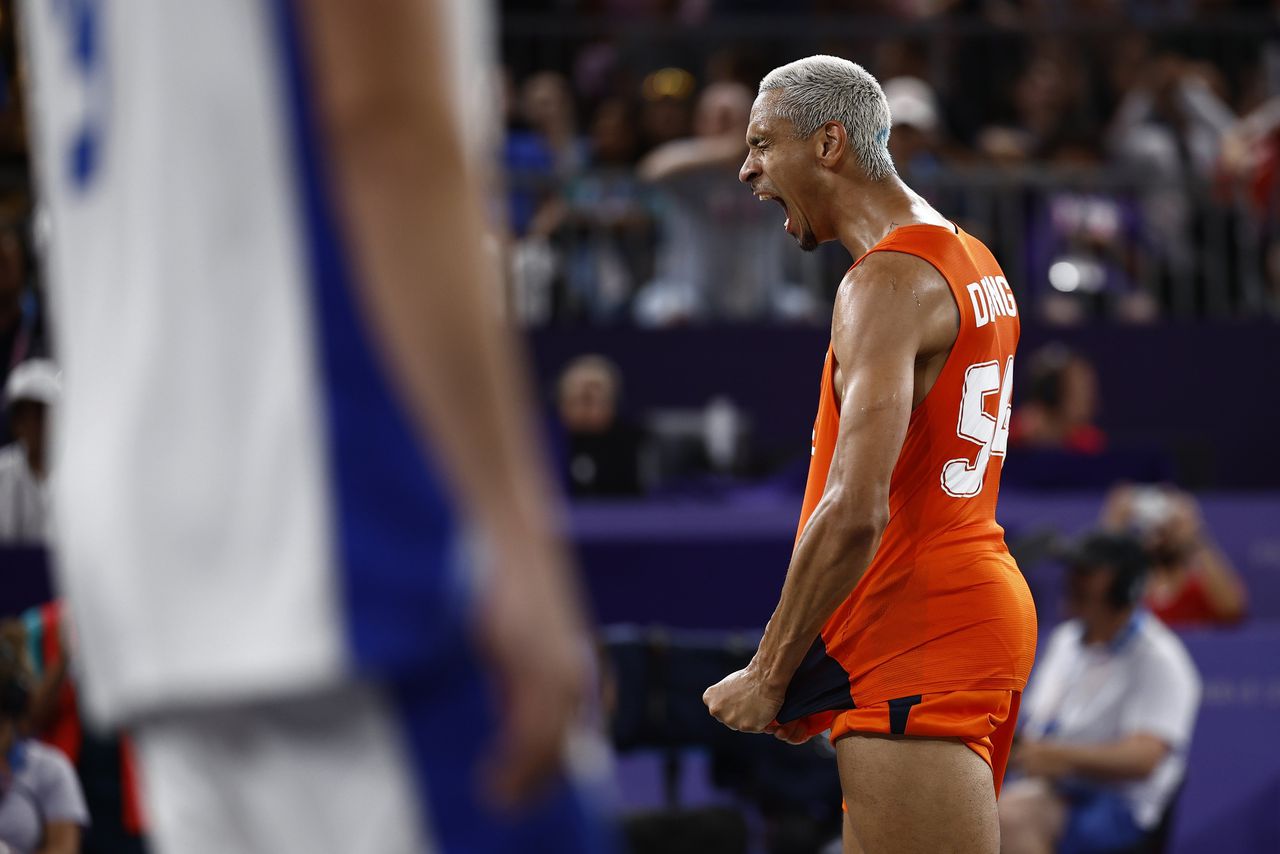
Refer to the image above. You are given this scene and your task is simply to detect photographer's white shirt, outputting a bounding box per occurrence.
[1021,612,1202,829]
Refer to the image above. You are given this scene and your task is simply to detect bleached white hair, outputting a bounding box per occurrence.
[758,55,895,181]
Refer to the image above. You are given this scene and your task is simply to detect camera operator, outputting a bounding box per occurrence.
[999,532,1201,854]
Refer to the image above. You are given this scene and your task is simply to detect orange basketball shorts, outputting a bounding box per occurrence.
[830,689,1022,798]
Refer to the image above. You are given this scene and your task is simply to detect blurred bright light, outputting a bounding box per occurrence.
[1048,260,1082,293]
[642,67,696,101]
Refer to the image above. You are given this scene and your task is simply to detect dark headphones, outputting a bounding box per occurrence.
[0,639,32,721]
[1066,531,1151,610]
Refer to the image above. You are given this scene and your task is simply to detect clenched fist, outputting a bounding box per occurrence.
[703,665,786,734]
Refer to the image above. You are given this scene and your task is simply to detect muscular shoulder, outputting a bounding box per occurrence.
[833,250,958,362]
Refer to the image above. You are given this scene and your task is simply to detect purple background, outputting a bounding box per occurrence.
[529,321,1278,488]
[5,489,1279,850]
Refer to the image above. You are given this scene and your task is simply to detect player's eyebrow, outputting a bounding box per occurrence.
[747,133,768,148]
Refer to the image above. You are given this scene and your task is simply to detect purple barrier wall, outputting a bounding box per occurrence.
[530,321,1280,487]
[572,491,1280,626]
[6,491,1277,623]
[0,547,53,618]
[1173,626,1280,853]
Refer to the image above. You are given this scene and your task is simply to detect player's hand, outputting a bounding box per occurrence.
[1099,484,1137,532]
[1161,491,1204,553]
[702,665,785,734]
[476,537,590,809]
[1010,741,1072,780]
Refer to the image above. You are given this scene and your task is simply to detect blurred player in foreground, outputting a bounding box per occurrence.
[704,56,1037,853]
[21,1,608,852]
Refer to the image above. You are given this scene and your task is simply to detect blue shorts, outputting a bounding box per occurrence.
[1058,783,1144,854]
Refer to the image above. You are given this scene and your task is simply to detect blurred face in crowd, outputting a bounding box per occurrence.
[1014,53,1082,137]
[0,231,24,324]
[590,99,639,165]
[1066,563,1115,621]
[693,83,752,140]
[1058,358,1100,427]
[8,400,47,469]
[888,122,929,172]
[521,72,575,135]
[0,628,29,739]
[739,90,829,252]
[641,96,691,148]
[558,362,618,434]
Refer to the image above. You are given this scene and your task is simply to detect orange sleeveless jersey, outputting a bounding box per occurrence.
[776,224,1037,731]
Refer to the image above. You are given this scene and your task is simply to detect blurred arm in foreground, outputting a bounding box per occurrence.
[300,0,589,806]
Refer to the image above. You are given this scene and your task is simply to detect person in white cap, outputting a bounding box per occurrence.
[883,76,943,179]
[0,359,59,543]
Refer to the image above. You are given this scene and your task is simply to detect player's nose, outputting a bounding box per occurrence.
[739,154,759,186]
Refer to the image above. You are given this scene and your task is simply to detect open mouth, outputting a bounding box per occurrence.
[755,192,791,232]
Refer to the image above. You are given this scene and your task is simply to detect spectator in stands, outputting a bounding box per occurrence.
[638,67,695,152]
[633,81,812,324]
[1000,532,1202,854]
[978,46,1091,165]
[0,622,89,854]
[0,359,58,544]
[883,76,946,181]
[1009,344,1107,454]
[1110,54,1236,184]
[1219,93,1280,313]
[506,70,589,324]
[560,97,658,320]
[505,70,585,238]
[1101,483,1248,628]
[1108,54,1238,294]
[0,227,47,439]
[555,355,645,498]
[20,603,148,854]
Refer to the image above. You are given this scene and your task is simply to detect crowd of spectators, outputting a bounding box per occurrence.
[498,1,1280,325]
[0,4,1276,328]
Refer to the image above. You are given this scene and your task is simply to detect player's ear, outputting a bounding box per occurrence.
[817,121,846,167]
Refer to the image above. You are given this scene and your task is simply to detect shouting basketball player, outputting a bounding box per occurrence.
[703,56,1037,854]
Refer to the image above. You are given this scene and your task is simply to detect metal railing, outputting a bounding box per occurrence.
[504,163,1275,324]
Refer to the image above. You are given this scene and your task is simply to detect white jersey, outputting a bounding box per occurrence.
[21,0,495,726]
[1021,612,1202,829]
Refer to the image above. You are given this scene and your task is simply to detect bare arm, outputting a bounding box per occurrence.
[1164,493,1246,622]
[300,0,567,572]
[35,822,79,854]
[750,262,923,692]
[705,254,953,732]
[299,0,585,804]
[1016,734,1169,782]
[1186,540,1247,622]
[638,136,745,183]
